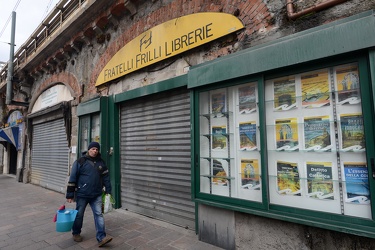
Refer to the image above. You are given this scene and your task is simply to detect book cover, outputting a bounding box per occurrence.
[239,121,257,151]
[238,85,256,114]
[340,113,365,152]
[336,65,361,105]
[343,162,370,204]
[211,92,226,114]
[273,78,297,111]
[277,161,301,196]
[212,159,228,186]
[275,118,299,151]
[212,125,227,150]
[304,116,332,151]
[301,70,330,108]
[306,161,334,200]
[241,159,260,190]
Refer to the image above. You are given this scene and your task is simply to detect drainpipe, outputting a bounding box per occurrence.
[286,0,349,20]
[5,11,29,107]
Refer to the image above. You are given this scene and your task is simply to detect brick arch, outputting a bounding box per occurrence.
[28,72,81,113]
[90,0,272,86]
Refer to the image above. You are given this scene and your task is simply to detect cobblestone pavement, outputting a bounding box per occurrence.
[0,175,222,250]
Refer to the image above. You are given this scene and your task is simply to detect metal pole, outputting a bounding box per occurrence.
[6,11,16,105]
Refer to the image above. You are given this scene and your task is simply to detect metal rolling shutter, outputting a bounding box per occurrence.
[30,118,69,193]
[120,88,195,229]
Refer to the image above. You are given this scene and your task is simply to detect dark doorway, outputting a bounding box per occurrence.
[9,144,17,175]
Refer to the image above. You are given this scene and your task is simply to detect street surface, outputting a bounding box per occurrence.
[0,175,222,250]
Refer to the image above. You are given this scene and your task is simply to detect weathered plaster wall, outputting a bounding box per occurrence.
[235,212,375,250]
[199,205,375,249]
[89,0,276,95]
[86,0,375,97]
[28,0,375,103]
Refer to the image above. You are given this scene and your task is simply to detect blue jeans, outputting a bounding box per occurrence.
[72,195,106,242]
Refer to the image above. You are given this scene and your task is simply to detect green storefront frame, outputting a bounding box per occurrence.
[77,10,375,238]
[189,10,375,238]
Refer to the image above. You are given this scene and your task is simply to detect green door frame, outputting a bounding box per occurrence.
[77,96,121,208]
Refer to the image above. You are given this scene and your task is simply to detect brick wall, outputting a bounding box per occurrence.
[90,0,274,92]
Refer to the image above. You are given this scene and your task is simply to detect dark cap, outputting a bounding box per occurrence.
[88,141,100,151]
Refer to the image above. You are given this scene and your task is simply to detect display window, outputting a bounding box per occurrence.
[199,82,262,202]
[193,57,375,234]
[265,63,369,219]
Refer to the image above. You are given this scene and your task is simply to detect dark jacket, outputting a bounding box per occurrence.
[66,153,112,199]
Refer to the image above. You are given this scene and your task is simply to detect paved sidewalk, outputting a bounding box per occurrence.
[0,175,222,250]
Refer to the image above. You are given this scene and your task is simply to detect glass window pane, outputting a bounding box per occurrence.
[265,63,370,219]
[80,116,90,154]
[91,114,100,143]
[198,82,262,202]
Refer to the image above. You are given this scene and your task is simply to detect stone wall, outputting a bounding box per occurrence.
[235,212,375,250]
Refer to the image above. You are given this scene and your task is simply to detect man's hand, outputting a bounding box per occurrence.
[66,198,74,203]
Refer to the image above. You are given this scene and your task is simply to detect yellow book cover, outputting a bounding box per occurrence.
[335,65,360,105]
[301,70,330,108]
[212,159,228,186]
[277,161,301,196]
[241,159,260,190]
[275,118,299,151]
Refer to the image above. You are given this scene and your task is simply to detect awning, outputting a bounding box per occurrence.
[0,127,19,149]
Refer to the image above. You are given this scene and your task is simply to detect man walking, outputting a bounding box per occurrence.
[66,141,113,247]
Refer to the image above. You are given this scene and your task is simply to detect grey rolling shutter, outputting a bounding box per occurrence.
[30,118,69,193]
[120,88,195,229]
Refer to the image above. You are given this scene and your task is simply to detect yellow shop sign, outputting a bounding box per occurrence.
[96,12,244,86]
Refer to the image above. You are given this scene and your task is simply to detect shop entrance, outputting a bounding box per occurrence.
[9,144,17,175]
[119,87,195,229]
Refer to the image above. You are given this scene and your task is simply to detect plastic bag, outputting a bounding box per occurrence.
[103,194,115,214]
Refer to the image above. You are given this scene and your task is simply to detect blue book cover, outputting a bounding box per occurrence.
[239,121,257,150]
[344,163,370,204]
